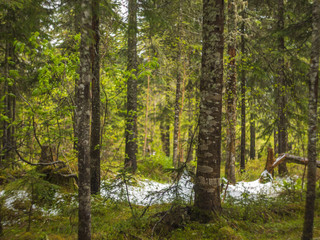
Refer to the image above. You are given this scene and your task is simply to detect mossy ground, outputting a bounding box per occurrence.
[1,156,319,240]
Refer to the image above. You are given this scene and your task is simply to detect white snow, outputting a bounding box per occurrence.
[101,174,194,206]
[0,174,298,217]
[101,174,290,206]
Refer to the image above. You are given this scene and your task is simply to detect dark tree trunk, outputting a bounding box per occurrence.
[173,69,181,167]
[143,73,150,158]
[194,0,224,213]
[277,0,288,175]
[240,19,246,172]
[125,0,138,173]
[173,2,182,167]
[250,112,255,160]
[187,81,194,163]
[90,0,101,195]
[1,41,15,166]
[77,0,92,239]
[1,41,9,167]
[302,0,320,239]
[73,0,81,151]
[225,0,237,184]
[164,82,171,158]
[165,119,170,157]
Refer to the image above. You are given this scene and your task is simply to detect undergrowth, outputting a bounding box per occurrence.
[1,157,319,240]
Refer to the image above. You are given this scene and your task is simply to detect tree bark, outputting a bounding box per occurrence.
[77,0,92,239]
[250,97,256,160]
[143,63,150,158]
[240,19,246,172]
[1,41,15,166]
[73,0,81,151]
[173,1,182,167]
[302,0,320,239]
[187,80,194,163]
[225,0,237,184]
[194,0,224,214]
[90,0,101,195]
[125,0,138,173]
[277,0,288,176]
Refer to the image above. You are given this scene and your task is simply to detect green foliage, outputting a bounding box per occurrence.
[138,152,173,182]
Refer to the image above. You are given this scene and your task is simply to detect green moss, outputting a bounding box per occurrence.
[218,226,242,240]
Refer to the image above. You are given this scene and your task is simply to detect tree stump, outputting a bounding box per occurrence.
[37,146,77,189]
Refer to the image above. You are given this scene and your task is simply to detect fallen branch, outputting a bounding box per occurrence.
[268,153,320,174]
[15,149,66,167]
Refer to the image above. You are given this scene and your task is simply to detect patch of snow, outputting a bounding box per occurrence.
[0,190,29,210]
[101,174,293,206]
[101,174,194,206]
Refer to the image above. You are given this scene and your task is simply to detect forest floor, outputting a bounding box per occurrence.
[1,158,320,240]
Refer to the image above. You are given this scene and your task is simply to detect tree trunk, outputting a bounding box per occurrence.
[125,0,138,173]
[73,0,81,151]
[187,80,194,163]
[1,41,9,167]
[194,0,224,214]
[240,19,246,172]
[90,0,101,195]
[225,0,237,184]
[250,99,256,159]
[77,0,92,239]
[277,0,288,176]
[178,60,187,164]
[2,41,15,166]
[302,1,320,239]
[173,4,182,167]
[143,65,150,158]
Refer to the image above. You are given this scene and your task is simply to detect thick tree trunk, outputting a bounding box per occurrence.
[225,0,237,184]
[277,0,288,176]
[125,0,138,173]
[194,0,224,214]
[77,0,92,239]
[240,20,246,172]
[90,0,101,195]
[302,1,320,239]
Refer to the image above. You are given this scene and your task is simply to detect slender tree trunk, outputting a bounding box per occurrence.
[187,80,194,163]
[240,19,246,172]
[1,41,9,166]
[194,0,224,214]
[250,111,255,159]
[173,18,182,167]
[90,0,101,195]
[77,0,92,238]
[125,0,138,172]
[73,0,81,151]
[225,0,237,184]
[302,1,320,239]
[277,0,288,175]
[2,41,15,165]
[143,65,150,157]
[178,60,187,164]
[163,82,170,157]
